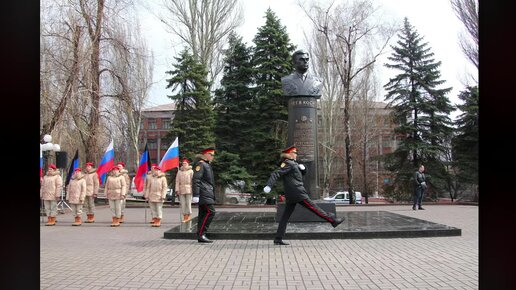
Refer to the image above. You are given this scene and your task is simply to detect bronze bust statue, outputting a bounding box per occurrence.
[281,49,323,97]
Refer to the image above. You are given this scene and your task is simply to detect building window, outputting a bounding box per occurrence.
[162,118,171,129]
[148,119,157,129]
[148,140,157,150]
[161,142,169,150]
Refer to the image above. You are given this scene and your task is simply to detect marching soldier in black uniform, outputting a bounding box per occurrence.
[192,148,216,243]
[264,145,344,245]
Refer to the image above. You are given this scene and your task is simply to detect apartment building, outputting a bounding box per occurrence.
[139,103,175,164]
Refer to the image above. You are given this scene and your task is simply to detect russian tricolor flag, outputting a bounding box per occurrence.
[97,140,114,185]
[134,143,151,192]
[159,137,179,172]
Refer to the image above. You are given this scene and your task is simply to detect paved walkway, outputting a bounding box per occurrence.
[41,204,478,289]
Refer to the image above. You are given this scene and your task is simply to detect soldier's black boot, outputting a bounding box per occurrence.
[198,234,213,243]
[273,239,289,245]
[331,217,344,228]
[412,205,416,210]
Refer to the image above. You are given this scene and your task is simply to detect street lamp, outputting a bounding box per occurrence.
[41,134,70,213]
[41,134,61,171]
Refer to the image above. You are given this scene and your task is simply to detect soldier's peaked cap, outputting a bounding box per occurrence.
[201,148,216,155]
[282,145,297,154]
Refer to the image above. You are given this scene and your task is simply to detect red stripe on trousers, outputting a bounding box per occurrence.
[302,200,334,223]
[199,205,211,236]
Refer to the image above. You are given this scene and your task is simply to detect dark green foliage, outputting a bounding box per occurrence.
[213,33,255,193]
[247,9,295,196]
[383,18,454,198]
[165,49,215,160]
[452,86,478,186]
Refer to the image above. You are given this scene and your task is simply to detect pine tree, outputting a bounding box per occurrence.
[165,49,215,160]
[383,18,454,198]
[248,9,295,199]
[213,33,255,196]
[452,86,478,197]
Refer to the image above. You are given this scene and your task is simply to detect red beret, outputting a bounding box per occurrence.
[151,163,158,168]
[201,148,216,155]
[85,162,94,167]
[74,168,82,172]
[154,166,161,171]
[48,164,57,170]
[182,158,190,164]
[111,166,120,171]
[282,145,297,154]
[117,162,125,167]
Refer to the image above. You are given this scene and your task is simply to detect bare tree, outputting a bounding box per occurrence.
[41,0,152,169]
[301,0,394,203]
[350,64,382,204]
[450,0,478,73]
[40,2,85,142]
[304,26,345,198]
[157,0,243,86]
[104,18,154,172]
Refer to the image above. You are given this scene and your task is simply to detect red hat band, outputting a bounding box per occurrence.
[282,146,297,154]
[202,148,215,155]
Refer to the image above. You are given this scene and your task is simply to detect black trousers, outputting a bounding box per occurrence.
[275,198,336,240]
[197,204,216,237]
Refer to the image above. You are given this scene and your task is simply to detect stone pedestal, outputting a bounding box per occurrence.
[275,202,336,222]
[288,97,319,199]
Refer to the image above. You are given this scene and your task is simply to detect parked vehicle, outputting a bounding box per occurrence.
[323,191,362,204]
[130,177,145,199]
[225,193,252,204]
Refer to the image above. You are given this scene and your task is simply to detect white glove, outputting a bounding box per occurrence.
[298,164,305,170]
[263,186,271,193]
[192,196,199,203]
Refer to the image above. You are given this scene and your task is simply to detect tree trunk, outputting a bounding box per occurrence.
[82,0,105,163]
[344,97,355,204]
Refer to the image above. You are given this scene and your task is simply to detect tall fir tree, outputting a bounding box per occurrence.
[213,33,255,197]
[383,18,454,199]
[452,86,478,197]
[165,49,215,161]
[249,8,295,198]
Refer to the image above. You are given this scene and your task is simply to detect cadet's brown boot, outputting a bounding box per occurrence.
[152,218,161,227]
[182,214,191,223]
[45,216,53,226]
[85,214,94,223]
[110,217,119,227]
[119,215,125,223]
[150,217,156,224]
[72,216,82,226]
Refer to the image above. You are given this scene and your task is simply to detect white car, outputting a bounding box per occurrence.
[324,191,362,204]
[130,177,145,199]
[225,193,252,204]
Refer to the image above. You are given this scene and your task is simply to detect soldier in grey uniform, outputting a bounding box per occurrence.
[264,146,344,245]
[192,148,216,243]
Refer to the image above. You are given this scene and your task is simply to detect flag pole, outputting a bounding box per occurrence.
[145,198,149,224]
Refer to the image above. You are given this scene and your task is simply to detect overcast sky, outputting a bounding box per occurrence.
[138,0,477,119]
